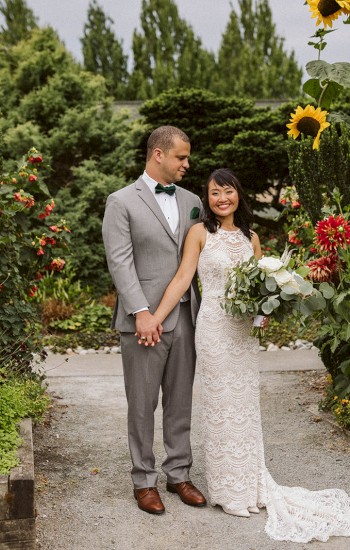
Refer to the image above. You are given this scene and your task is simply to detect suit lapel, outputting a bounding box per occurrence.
[135,177,178,244]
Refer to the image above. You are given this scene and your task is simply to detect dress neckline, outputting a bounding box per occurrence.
[217,227,241,234]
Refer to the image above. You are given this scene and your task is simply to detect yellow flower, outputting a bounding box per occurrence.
[334,395,338,400]
[287,105,330,149]
[307,0,350,28]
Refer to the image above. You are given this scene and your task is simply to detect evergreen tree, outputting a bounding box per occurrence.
[128,0,216,99]
[216,0,302,99]
[0,0,37,45]
[81,0,128,98]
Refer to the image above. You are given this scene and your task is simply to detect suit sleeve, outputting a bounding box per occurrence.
[102,193,149,316]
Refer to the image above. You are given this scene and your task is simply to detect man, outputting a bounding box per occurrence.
[102,126,206,515]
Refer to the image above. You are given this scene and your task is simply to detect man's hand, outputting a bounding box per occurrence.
[135,310,163,346]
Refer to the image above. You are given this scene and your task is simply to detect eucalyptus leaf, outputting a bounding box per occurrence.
[261,301,274,315]
[299,301,314,316]
[280,284,298,295]
[265,276,277,292]
[280,291,295,301]
[319,282,335,299]
[304,293,326,311]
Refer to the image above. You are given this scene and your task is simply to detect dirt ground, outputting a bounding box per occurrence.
[33,361,350,550]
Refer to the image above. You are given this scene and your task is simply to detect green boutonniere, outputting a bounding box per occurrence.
[190,207,200,220]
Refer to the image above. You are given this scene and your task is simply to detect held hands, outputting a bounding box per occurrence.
[135,310,163,347]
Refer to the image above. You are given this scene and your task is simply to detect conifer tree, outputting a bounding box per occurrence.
[0,0,37,45]
[81,0,128,98]
[216,0,302,98]
[128,0,216,99]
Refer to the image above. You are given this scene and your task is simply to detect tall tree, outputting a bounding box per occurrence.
[128,0,216,99]
[81,0,128,98]
[0,0,37,45]
[216,0,302,99]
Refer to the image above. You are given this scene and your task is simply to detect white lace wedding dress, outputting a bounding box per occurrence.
[195,228,350,543]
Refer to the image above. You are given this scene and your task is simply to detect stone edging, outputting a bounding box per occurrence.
[307,404,350,440]
[0,418,36,549]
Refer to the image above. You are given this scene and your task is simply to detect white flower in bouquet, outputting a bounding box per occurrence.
[257,256,284,273]
[270,268,293,287]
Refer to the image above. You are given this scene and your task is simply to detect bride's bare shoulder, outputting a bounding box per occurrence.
[187,222,207,248]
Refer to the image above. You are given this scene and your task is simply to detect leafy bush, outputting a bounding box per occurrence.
[0,146,71,373]
[49,302,112,333]
[0,373,50,474]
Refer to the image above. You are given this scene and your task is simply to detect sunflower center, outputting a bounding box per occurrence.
[296,116,321,137]
[318,0,342,16]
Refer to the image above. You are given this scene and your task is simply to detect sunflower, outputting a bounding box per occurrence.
[307,0,350,28]
[286,105,330,149]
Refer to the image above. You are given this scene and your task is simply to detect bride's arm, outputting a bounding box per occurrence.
[251,231,262,259]
[153,223,205,325]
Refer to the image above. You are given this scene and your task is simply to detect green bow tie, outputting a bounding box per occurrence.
[155,183,176,196]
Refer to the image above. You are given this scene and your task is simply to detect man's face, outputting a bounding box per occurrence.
[157,137,190,184]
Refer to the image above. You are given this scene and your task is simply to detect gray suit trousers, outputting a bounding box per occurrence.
[120,302,196,489]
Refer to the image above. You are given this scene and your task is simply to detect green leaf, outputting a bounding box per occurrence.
[303,78,322,102]
[340,358,350,377]
[295,266,310,278]
[265,276,277,292]
[279,284,298,295]
[328,111,350,127]
[304,293,326,311]
[319,282,335,299]
[280,291,294,301]
[306,60,350,88]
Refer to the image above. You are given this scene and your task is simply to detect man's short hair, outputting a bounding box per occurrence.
[146,126,190,160]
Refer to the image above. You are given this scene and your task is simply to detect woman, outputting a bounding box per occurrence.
[146,168,350,542]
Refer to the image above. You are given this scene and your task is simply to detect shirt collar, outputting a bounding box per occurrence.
[143,171,175,193]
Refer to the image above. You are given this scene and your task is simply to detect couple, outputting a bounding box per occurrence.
[102,126,350,543]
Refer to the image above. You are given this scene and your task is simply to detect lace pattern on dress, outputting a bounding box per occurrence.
[195,228,350,543]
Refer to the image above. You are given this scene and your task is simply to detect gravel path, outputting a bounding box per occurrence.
[33,352,350,550]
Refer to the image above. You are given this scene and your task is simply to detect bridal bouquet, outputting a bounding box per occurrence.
[222,246,325,336]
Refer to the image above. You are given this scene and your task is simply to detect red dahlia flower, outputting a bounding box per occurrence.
[307,255,338,282]
[315,215,350,252]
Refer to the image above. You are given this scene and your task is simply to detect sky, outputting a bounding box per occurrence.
[5,1,350,78]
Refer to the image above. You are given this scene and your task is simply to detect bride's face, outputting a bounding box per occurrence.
[208,180,239,220]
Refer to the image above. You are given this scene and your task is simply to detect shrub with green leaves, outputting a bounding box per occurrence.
[0,146,71,373]
[0,373,50,474]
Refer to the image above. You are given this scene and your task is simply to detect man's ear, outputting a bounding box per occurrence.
[153,147,163,164]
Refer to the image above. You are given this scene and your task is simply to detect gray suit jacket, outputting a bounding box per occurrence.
[102,176,203,332]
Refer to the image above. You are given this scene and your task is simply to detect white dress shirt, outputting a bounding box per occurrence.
[142,171,179,234]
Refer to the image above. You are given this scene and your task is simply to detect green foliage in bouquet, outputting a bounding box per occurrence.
[222,246,329,335]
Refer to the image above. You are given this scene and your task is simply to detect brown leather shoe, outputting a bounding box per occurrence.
[133,487,165,515]
[166,481,207,507]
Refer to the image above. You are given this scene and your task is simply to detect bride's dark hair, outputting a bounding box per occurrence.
[202,168,253,240]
